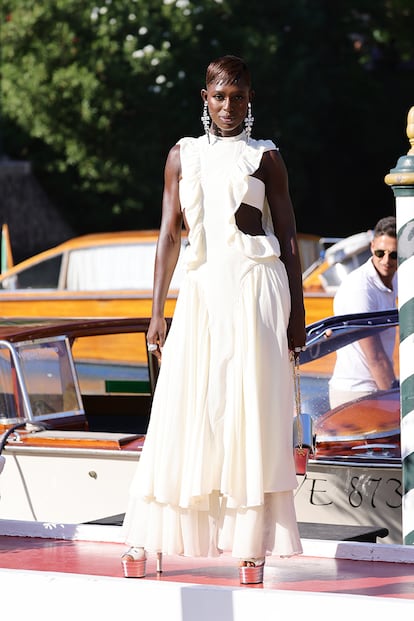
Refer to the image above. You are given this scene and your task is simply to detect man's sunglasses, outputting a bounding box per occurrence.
[373,249,398,260]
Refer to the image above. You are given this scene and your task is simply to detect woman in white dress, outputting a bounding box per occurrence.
[122,55,306,584]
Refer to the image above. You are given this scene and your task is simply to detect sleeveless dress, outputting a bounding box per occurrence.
[122,131,302,559]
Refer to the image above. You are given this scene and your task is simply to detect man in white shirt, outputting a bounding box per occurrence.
[329,216,398,408]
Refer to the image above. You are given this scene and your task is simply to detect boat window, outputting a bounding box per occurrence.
[0,256,62,290]
[300,319,399,421]
[299,354,334,421]
[66,243,185,291]
[71,331,153,434]
[320,248,371,290]
[14,338,83,421]
[72,332,151,395]
[300,319,400,466]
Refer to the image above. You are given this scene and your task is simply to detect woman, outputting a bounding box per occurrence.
[122,55,306,585]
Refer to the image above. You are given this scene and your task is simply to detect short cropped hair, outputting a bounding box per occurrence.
[373,216,396,238]
[206,55,251,88]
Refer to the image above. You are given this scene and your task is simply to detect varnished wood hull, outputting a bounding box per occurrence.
[0,293,175,365]
[303,293,334,326]
[0,291,334,368]
[0,291,332,322]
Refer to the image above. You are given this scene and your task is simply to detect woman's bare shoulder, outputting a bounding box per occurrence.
[256,148,287,186]
[165,143,181,170]
[262,147,285,167]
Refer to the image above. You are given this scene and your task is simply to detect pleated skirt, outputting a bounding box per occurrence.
[123,238,302,559]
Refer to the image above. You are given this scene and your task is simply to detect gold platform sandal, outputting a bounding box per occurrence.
[239,558,265,585]
[121,548,163,578]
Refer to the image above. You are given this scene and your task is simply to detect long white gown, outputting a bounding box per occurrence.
[122,131,302,559]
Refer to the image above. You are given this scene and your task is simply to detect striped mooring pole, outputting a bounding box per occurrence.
[385,106,414,545]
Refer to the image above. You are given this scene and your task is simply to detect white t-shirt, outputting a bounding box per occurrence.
[329,257,397,393]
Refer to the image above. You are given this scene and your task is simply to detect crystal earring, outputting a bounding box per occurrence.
[201,101,210,142]
[244,102,254,143]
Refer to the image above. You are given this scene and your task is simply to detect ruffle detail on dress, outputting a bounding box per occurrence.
[178,135,280,267]
[178,137,206,270]
[225,136,281,259]
[231,137,277,210]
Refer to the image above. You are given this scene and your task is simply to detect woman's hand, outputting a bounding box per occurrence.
[287,314,307,359]
[147,317,167,362]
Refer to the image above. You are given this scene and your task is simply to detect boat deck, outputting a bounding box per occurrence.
[2,533,414,595]
[1,523,414,619]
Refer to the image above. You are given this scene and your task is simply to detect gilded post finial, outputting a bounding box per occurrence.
[384,105,414,189]
[407,106,414,155]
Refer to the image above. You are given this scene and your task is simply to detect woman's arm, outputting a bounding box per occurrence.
[147,144,183,354]
[259,149,306,350]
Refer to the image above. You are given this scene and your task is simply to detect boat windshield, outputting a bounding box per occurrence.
[0,337,84,424]
[319,248,371,290]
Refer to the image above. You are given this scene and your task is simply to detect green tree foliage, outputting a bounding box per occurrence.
[2,0,221,229]
[2,0,414,235]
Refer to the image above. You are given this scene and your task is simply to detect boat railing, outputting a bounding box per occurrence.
[0,339,34,424]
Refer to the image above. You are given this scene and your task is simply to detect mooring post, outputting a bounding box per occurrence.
[385,106,414,545]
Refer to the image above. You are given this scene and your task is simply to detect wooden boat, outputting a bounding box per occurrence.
[0,226,372,330]
[0,317,157,523]
[0,228,182,320]
[0,310,402,542]
[294,309,401,543]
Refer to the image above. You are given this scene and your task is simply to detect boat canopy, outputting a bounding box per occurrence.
[66,243,186,291]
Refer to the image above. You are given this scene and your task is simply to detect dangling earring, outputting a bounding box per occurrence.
[201,101,210,143]
[244,102,254,143]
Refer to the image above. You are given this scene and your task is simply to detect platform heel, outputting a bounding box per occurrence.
[121,547,146,578]
[239,559,265,585]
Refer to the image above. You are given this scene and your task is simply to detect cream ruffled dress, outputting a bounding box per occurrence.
[123,131,302,559]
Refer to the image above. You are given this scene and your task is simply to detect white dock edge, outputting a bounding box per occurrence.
[1,568,414,621]
[2,518,414,564]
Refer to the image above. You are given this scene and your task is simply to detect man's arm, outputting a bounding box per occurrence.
[358,335,396,390]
